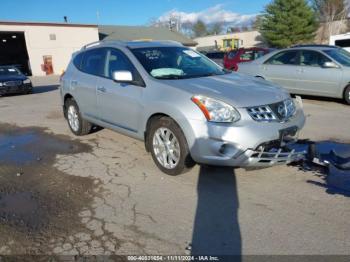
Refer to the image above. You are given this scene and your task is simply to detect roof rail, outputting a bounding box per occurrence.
[126,40,183,47]
[81,41,102,50]
[81,40,128,50]
[291,44,338,48]
[81,39,183,50]
[156,40,183,46]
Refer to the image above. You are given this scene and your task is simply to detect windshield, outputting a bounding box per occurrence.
[131,47,229,79]
[0,67,21,76]
[323,48,350,67]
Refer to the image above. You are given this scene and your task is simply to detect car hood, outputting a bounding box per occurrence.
[160,72,290,107]
[0,75,27,82]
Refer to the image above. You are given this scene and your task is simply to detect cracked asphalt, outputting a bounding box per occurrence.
[0,76,349,256]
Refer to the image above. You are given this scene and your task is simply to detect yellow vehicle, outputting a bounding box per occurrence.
[222,38,240,51]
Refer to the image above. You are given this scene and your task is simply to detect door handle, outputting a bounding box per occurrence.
[297,68,305,73]
[97,86,106,93]
[71,80,78,86]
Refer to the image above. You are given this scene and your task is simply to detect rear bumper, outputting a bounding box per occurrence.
[0,84,32,95]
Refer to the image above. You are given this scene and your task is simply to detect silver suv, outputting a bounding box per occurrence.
[60,40,306,175]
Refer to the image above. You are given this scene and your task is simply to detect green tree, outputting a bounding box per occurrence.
[192,20,208,37]
[260,0,318,48]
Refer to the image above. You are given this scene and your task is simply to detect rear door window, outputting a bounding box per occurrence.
[265,51,299,65]
[81,48,106,77]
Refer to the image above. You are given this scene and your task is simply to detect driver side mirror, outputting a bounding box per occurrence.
[112,70,133,83]
[323,61,339,68]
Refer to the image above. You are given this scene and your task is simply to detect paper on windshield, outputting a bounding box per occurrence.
[150,68,184,77]
[183,50,201,58]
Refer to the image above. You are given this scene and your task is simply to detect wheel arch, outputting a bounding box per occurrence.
[144,113,172,152]
[63,93,74,118]
[255,75,265,79]
[343,84,350,103]
[143,112,192,153]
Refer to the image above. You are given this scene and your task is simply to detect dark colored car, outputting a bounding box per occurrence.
[224,48,270,71]
[201,51,226,66]
[0,66,32,96]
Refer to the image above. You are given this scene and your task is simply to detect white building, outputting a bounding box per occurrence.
[194,31,263,52]
[0,21,99,76]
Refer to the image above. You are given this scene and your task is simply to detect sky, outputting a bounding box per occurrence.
[0,0,270,27]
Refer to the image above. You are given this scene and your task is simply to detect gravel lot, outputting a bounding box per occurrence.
[0,76,349,256]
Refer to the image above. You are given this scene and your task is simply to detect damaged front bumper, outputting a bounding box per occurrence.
[187,97,306,167]
[241,146,306,167]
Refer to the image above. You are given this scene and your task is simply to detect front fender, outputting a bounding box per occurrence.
[141,101,203,149]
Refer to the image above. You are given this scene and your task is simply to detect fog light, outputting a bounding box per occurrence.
[219,144,228,154]
[218,143,239,157]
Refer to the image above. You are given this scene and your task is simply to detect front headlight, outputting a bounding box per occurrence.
[283,98,296,119]
[191,95,241,123]
[0,82,3,87]
[23,79,31,84]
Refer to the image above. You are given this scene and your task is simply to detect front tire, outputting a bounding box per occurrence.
[344,86,350,105]
[26,87,33,94]
[65,98,92,136]
[147,117,194,175]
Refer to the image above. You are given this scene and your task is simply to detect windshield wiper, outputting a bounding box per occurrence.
[154,74,185,79]
[197,72,220,77]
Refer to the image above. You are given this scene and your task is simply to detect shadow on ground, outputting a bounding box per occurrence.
[291,94,347,105]
[0,85,59,97]
[191,166,241,258]
[32,84,59,94]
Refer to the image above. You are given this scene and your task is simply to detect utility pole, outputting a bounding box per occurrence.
[96,11,100,25]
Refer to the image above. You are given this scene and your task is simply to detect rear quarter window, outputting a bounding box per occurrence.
[73,53,83,70]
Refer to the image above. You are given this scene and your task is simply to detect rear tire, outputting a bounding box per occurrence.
[65,98,92,136]
[344,86,350,105]
[147,116,195,175]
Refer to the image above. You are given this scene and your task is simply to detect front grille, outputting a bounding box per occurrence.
[4,80,22,87]
[247,99,296,122]
[247,106,277,121]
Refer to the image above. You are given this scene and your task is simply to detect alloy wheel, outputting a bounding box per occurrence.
[152,127,181,169]
[67,105,79,132]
